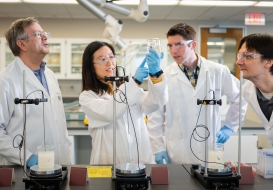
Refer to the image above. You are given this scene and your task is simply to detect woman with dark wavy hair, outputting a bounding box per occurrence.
[79,41,168,165]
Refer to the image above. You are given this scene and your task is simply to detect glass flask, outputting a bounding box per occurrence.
[208,143,224,169]
[147,38,161,56]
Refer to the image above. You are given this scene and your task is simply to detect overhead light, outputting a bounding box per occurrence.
[255,1,273,7]
[23,0,78,4]
[0,0,22,2]
[113,0,179,6]
[180,0,257,6]
[207,42,224,46]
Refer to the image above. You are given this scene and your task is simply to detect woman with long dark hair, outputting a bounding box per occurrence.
[79,41,168,165]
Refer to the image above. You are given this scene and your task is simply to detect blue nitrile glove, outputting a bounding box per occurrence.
[146,49,164,75]
[26,154,38,168]
[133,58,148,83]
[216,125,233,143]
[155,151,170,164]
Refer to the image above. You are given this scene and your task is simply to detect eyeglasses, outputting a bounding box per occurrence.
[22,31,50,40]
[237,52,263,61]
[167,40,193,50]
[94,55,118,66]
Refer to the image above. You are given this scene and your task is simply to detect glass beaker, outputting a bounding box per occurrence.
[147,38,161,56]
[208,143,224,169]
[37,145,55,169]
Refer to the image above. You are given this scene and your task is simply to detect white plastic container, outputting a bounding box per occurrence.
[256,148,273,179]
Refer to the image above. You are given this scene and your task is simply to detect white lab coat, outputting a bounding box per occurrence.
[79,75,168,165]
[0,57,72,165]
[147,55,247,164]
[243,80,273,147]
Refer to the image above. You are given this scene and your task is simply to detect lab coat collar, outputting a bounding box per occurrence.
[244,81,271,127]
[15,56,50,98]
[170,62,192,87]
[169,54,207,92]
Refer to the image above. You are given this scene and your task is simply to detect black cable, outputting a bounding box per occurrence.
[19,148,49,189]
[12,89,49,188]
[26,90,46,148]
[114,85,142,174]
[112,66,142,175]
[190,92,232,170]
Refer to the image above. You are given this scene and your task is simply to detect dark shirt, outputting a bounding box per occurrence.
[256,88,273,121]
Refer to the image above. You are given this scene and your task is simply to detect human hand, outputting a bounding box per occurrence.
[27,154,38,168]
[155,151,170,164]
[216,125,233,143]
[146,49,164,75]
[133,58,148,83]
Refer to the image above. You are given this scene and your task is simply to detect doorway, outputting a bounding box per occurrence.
[200,28,243,79]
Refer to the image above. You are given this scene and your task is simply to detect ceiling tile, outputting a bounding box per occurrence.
[64,4,97,19]
[196,6,248,20]
[0,3,39,18]
[167,6,213,20]
[147,5,178,20]
[26,4,70,18]
[228,7,273,21]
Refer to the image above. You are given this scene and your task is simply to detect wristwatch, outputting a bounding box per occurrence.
[132,77,142,85]
[149,70,163,78]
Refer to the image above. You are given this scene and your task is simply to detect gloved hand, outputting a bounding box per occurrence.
[216,125,233,143]
[155,151,170,164]
[27,154,38,168]
[146,49,164,75]
[133,58,148,83]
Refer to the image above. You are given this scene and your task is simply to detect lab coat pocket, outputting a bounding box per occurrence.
[166,139,186,164]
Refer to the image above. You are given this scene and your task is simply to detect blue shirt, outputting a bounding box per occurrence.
[33,62,50,95]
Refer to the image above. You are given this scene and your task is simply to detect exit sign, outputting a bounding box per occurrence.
[245,13,265,25]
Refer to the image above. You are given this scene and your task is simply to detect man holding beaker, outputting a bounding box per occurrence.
[147,23,247,164]
[236,33,273,148]
[0,17,72,167]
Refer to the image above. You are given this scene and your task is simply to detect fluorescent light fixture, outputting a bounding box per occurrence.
[0,0,22,2]
[23,0,78,4]
[180,0,257,6]
[113,0,179,6]
[255,1,273,7]
[207,42,215,45]
[207,42,224,46]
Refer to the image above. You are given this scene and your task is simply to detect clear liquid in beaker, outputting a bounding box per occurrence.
[147,38,161,56]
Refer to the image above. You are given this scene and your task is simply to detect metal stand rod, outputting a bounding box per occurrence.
[204,71,209,177]
[113,69,117,178]
[23,70,27,178]
[238,71,243,176]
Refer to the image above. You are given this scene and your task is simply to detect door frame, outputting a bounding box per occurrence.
[197,26,247,79]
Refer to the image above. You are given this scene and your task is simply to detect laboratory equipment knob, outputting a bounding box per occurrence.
[14,98,20,104]
[217,99,222,105]
[33,99,39,105]
[197,99,203,105]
